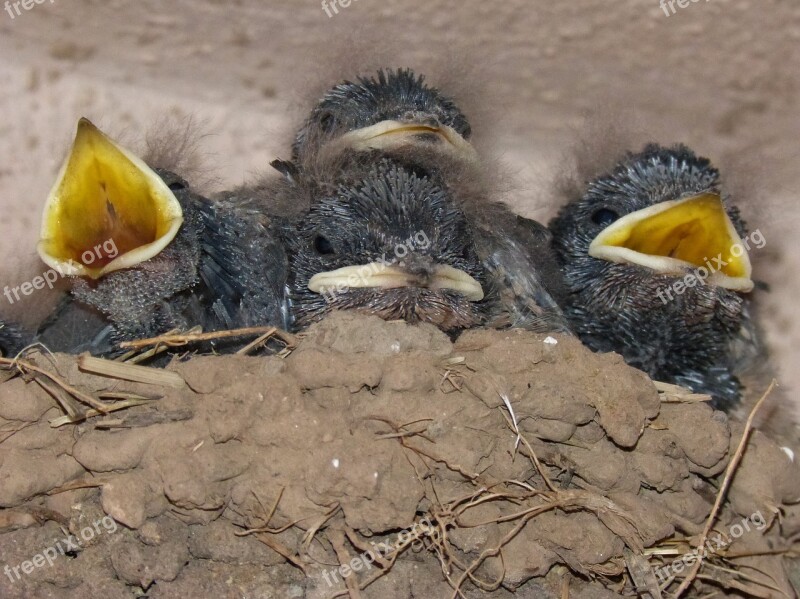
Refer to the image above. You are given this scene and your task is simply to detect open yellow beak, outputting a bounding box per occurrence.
[588,193,753,292]
[334,120,478,163]
[37,118,183,279]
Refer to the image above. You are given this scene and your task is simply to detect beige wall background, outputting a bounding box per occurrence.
[0,0,797,413]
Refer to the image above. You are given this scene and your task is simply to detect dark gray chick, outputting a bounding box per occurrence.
[28,118,289,355]
[283,156,568,334]
[292,68,477,167]
[549,144,763,410]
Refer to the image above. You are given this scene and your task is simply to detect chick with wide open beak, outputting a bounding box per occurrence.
[588,193,753,292]
[37,118,183,279]
[334,120,478,163]
[308,262,484,301]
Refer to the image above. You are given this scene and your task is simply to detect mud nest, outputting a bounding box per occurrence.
[1,312,799,599]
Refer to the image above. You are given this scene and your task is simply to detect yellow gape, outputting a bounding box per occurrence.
[37,118,183,279]
[589,193,753,291]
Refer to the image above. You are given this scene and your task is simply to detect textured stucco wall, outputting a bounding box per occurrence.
[0,0,797,410]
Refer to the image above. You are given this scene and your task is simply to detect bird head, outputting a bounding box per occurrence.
[37,118,185,280]
[287,160,489,332]
[292,68,476,164]
[550,144,755,297]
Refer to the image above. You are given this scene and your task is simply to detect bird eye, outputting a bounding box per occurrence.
[591,208,620,227]
[167,180,186,191]
[318,111,338,133]
[313,235,335,255]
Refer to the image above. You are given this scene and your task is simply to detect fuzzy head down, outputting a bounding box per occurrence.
[287,159,490,332]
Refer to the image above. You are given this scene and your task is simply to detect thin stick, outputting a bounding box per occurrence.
[329,529,363,599]
[49,398,154,427]
[672,380,777,598]
[499,410,556,492]
[118,326,295,349]
[236,330,280,355]
[0,356,109,413]
[118,327,192,363]
[34,377,80,417]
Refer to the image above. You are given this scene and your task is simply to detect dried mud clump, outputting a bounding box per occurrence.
[0,311,798,598]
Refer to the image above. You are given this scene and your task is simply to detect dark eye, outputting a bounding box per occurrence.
[318,111,337,133]
[591,208,619,227]
[313,235,335,255]
[168,180,186,191]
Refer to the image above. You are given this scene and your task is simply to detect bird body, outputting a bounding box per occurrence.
[19,121,290,355]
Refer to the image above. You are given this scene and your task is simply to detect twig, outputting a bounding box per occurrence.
[118,326,296,350]
[449,505,544,598]
[236,329,282,355]
[498,390,521,451]
[49,398,154,427]
[672,380,777,598]
[236,489,296,535]
[329,529,363,599]
[301,504,341,552]
[498,410,556,492]
[0,356,110,413]
[117,327,192,363]
[255,532,310,575]
[47,477,110,494]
